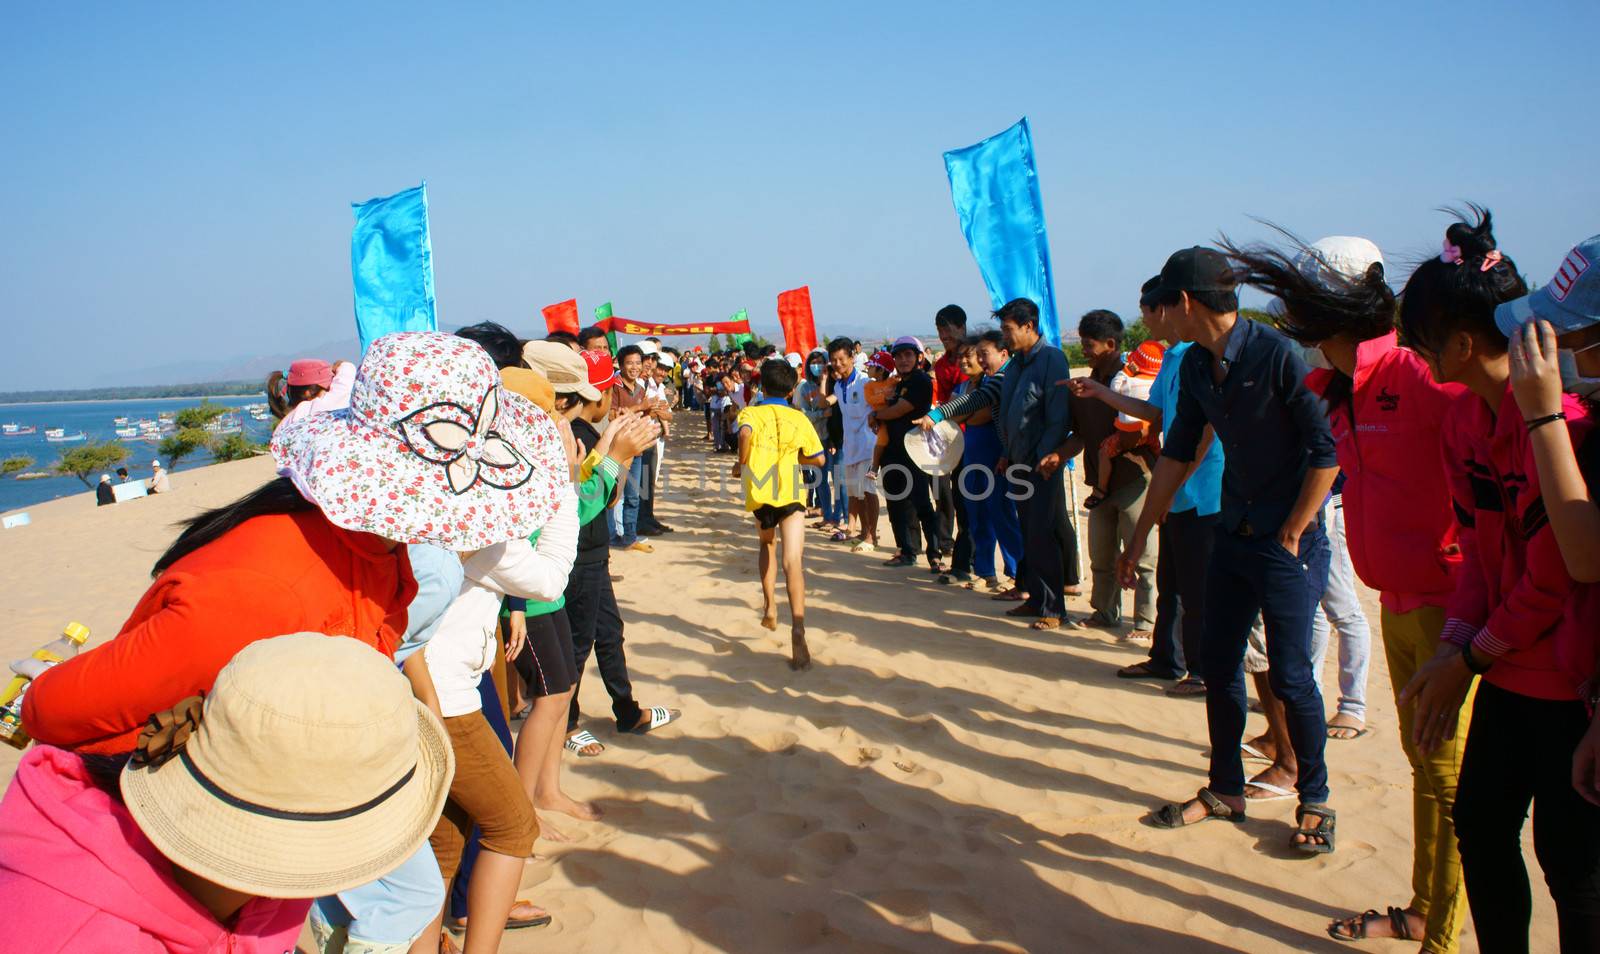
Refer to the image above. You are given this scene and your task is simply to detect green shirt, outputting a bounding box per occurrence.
[505,455,621,617]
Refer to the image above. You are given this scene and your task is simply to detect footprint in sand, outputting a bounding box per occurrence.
[856,746,882,764]
[750,730,799,754]
[752,811,817,838]
[800,830,859,865]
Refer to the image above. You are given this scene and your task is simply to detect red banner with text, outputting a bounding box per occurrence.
[598,316,752,337]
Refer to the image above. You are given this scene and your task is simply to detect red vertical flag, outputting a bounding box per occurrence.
[542,299,580,336]
[777,285,817,356]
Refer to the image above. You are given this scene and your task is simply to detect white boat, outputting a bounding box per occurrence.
[45,429,86,443]
[113,416,129,426]
[115,426,141,439]
[1,423,37,437]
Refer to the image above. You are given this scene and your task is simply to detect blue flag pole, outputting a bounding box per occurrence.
[942,118,1061,346]
[351,182,437,356]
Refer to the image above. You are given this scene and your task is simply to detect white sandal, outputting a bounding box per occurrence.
[564,730,604,757]
[627,706,681,735]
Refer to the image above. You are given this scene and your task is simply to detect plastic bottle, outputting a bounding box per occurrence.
[0,622,89,749]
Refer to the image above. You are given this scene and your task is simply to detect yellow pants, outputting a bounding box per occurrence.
[1382,605,1475,954]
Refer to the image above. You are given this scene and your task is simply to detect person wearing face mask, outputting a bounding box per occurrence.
[1398,209,1599,954]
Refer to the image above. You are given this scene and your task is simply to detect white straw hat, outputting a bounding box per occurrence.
[120,633,453,898]
[904,420,965,477]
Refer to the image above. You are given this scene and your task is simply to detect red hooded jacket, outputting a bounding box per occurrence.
[23,510,416,754]
[1305,333,1464,612]
[1439,383,1597,701]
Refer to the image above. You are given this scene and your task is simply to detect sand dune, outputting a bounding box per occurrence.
[0,442,1555,952]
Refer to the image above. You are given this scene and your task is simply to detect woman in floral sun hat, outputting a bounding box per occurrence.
[23,331,571,755]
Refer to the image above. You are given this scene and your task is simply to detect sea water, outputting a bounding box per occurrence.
[0,397,276,514]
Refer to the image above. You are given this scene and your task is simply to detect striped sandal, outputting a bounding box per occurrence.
[564,729,604,757]
[627,706,682,735]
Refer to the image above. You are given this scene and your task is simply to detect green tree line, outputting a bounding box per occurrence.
[0,380,262,405]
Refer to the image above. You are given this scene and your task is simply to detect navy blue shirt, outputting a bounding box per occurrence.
[1163,318,1337,537]
[998,337,1072,468]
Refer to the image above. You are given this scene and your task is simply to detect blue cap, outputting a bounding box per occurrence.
[1495,234,1600,338]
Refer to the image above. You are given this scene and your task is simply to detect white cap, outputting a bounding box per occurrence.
[1297,236,1384,286]
[658,352,676,368]
[100,474,111,482]
[785,352,803,368]
[152,459,163,468]
[637,340,660,356]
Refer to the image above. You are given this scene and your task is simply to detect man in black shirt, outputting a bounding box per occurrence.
[874,337,943,570]
[1131,247,1339,851]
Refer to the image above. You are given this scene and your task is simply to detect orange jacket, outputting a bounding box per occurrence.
[22,511,416,755]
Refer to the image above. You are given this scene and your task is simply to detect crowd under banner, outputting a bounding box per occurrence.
[943,118,1062,346]
[350,182,437,356]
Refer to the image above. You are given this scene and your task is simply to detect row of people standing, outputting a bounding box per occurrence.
[0,324,683,953]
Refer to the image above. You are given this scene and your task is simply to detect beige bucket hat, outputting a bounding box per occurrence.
[119,633,453,898]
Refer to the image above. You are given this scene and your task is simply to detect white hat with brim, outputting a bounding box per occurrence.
[904,420,965,477]
[271,332,570,551]
[522,340,601,402]
[120,634,453,898]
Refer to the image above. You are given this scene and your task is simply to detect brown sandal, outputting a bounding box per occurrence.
[1030,617,1061,630]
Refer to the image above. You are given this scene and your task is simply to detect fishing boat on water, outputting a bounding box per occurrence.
[113,416,130,426]
[2,423,38,437]
[115,426,141,439]
[44,428,87,443]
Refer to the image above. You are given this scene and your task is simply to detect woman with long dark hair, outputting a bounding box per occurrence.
[1225,227,1469,949]
[1395,209,1599,953]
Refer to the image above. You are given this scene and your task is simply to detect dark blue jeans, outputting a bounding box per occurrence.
[1013,467,1069,619]
[1201,522,1332,804]
[611,454,644,545]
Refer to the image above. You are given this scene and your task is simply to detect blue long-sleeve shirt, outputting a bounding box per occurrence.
[1163,318,1337,537]
[997,337,1072,468]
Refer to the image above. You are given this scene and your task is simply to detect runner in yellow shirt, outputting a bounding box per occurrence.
[732,359,826,669]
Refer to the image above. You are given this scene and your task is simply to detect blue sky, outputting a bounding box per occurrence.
[4,1,1598,389]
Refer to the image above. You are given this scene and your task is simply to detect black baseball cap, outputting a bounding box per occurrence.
[1152,246,1236,299]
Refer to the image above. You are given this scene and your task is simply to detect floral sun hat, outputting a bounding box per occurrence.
[271,332,569,550]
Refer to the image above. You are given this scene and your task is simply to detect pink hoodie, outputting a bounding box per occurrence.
[0,746,308,954]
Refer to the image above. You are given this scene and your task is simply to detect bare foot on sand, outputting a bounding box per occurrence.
[537,817,572,843]
[538,791,605,822]
[789,626,812,671]
[1243,762,1297,800]
[760,604,778,631]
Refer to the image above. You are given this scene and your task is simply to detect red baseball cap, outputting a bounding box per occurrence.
[582,349,618,390]
[287,359,334,388]
[868,351,895,373]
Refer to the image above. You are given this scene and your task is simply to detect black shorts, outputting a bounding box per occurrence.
[511,608,578,697]
[753,502,806,530]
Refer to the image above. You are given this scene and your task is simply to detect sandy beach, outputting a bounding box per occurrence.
[0,441,1556,953]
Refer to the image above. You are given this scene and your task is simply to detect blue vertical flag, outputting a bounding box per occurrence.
[943,118,1061,346]
[351,183,436,356]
